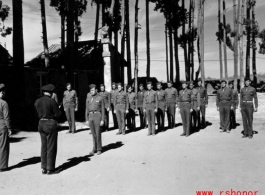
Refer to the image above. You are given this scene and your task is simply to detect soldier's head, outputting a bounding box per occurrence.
[117,83,123,92]
[167,81,173,88]
[100,84,105,92]
[139,83,144,91]
[147,81,153,90]
[228,82,233,89]
[89,84,97,95]
[189,81,194,89]
[221,80,227,88]
[244,78,251,87]
[182,81,188,89]
[157,82,162,90]
[66,83,72,91]
[0,84,6,99]
[197,79,202,87]
[127,85,133,93]
[112,82,117,90]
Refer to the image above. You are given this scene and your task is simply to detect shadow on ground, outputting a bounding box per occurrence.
[56,155,91,173]
[8,157,41,171]
[102,141,124,154]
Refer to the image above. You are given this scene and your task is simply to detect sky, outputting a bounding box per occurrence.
[1,0,265,82]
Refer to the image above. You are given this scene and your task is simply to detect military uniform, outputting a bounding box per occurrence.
[110,88,118,128]
[114,90,129,134]
[156,89,167,131]
[143,89,158,135]
[216,87,233,132]
[63,89,78,133]
[190,88,201,129]
[178,88,192,136]
[198,86,208,128]
[137,89,146,128]
[99,90,111,131]
[34,84,61,173]
[240,85,258,137]
[85,92,105,153]
[165,87,178,128]
[0,84,11,171]
[230,89,239,129]
[127,91,136,131]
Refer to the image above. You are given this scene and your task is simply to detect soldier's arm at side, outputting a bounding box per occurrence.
[155,92,158,111]
[197,90,201,108]
[240,89,243,107]
[143,92,146,110]
[216,91,220,108]
[3,102,11,130]
[253,88,258,110]
[107,92,111,110]
[75,91,78,111]
[52,100,61,118]
[85,95,89,122]
[101,98,105,121]
[235,91,239,108]
[126,93,129,111]
[205,88,209,105]
[175,89,179,108]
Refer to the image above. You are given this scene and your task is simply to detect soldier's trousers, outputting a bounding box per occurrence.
[219,101,231,131]
[191,101,200,129]
[102,108,109,131]
[167,101,176,128]
[199,99,207,128]
[126,108,135,131]
[138,105,146,128]
[230,108,236,129]
[64,103,76,132]
[0,121,9,170]
[110,103,118,128]
[241,102,254,136]
[89,112,102,151]
[38,120,58,171]
[179,102,191,136]
[156,107,165,131]
[146,105,156,135]
[115,104,126,133]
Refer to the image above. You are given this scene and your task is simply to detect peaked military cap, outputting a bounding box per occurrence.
[89,84,96,89]
[100,84,105,87]
[139,83,144,87]
[42,84,55,92]
[147,81,153,85]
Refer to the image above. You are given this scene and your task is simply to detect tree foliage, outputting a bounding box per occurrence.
[216,23,233,51]
[0,0,12,37]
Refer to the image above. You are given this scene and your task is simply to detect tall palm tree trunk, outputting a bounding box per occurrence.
[233,0,239,88]
[182,0,189,81]
[239,0,245,88]
[174,29,180,83]
[134,0,139,109]
[245,0,251,78]
[94,2,100,48]
[169,24,174,81]
[218,0,223,80]
[252,0,257,87]
[125,0,132,84]
[146,0,151,80]
[200,0,205,85]
[165,23,169,82]
[223,0,228,82]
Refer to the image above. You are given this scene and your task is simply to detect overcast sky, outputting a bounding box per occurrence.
[1,0,265,81]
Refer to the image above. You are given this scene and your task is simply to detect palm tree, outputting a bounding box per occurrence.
[125,0,132,84]
[134,0,139,108]
[223,0,228,82]
[146,0,151,80]
[252,0,257,87]
[245,0,251,78]
[233,0,239,88]
[239,0,245,89]
[40,0,50,68]
[218,0,223,80]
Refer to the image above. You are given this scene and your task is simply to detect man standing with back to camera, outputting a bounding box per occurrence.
[34,84,61,175]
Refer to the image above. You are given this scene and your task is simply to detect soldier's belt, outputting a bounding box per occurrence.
[179,101,190,103]
[220,100,230,102]
[242,101,253,103]
[40,118,54,121]
[89,111,101,114]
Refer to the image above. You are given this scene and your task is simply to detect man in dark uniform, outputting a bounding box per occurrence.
[63,83,78,134]
[240,78,258,139]
[156,82,167,132]
[165,81,178,129]
[229,82,239,129]
[85,84,105,155]
[0,84,12,172]
[137,84,146,129]
[143,82,158,136]
[34,84,61,175]
[216,80,233,133]
[197,79,208,128]
[114,83,129,135]
[126,85,136,131]
[178,81,192,137]
[189,81,201,130]
[99,84,111,131]
[110,82,118,129]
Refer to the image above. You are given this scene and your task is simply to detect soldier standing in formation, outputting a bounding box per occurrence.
[189,81,201,130]
[178,81,192,137]
[165,81,178,129]
[126,85,136,131]
[197,79,208,129]
[229,82,239,129]
[63,83,78,134]
[85,84,105,155]
[0,84,11,172]
[156,82,167,132]
[114,83,129,135]
[143,82,158,136]
[34,84,61,175]
[110,82,118,129]
[99,84,111,131]
[216,80,233,133]
[137,84,146,129]
[240,78,258,139]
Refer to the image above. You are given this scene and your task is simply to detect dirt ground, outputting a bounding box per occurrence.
[1,95,265,195]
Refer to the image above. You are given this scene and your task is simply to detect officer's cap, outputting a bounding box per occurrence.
[189,81,194,85]
[228,81,234,85]
[100,84,105,87]
[42,84,55,92]
[89,84,96,89]
[182,81,188,84]
[221,80,227,84]
[117,83,122,87]
[156,82,162,86]
[139,83,144,87]
[147,81,152,85]
[167,81,173,84]
[197,78,202,82]
[112,82,116,86]
[127,85,132,90]
[0,83,5,92]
